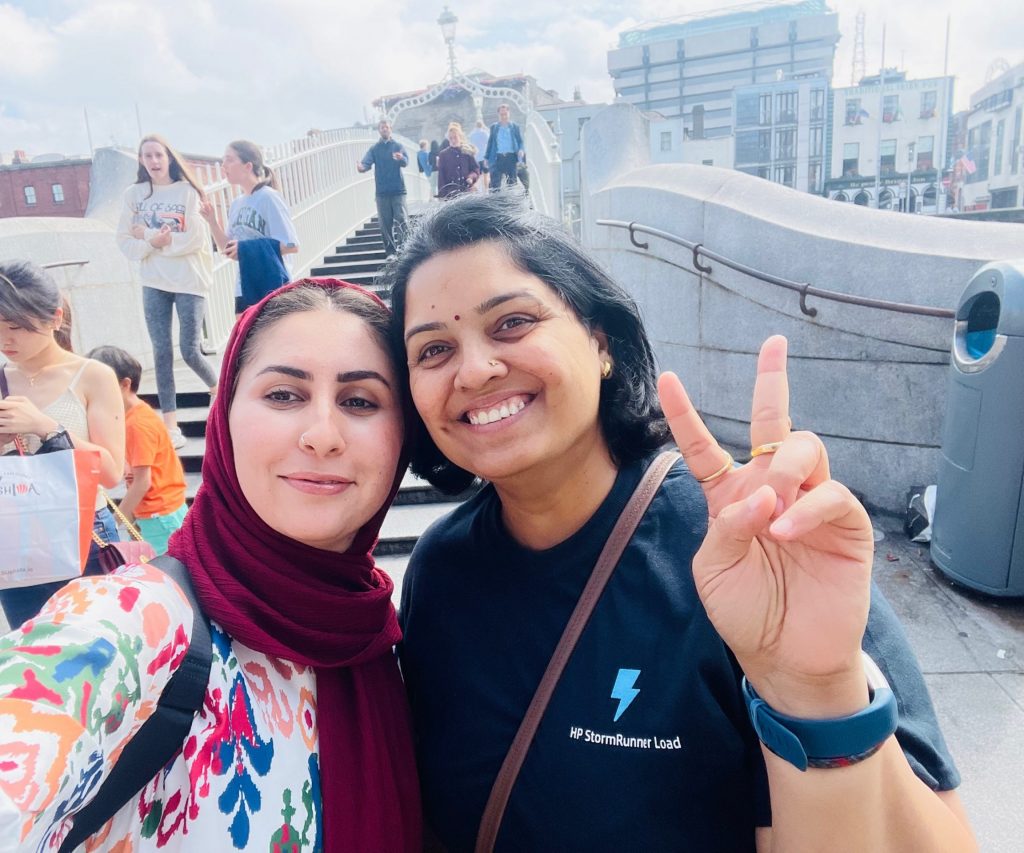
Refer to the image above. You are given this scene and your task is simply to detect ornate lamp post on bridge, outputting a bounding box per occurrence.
[383,6,531,128]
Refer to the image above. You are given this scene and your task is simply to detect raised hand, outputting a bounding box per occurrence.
[657,336,874,716]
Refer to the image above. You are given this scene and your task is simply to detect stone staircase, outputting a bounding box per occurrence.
[135,214,466,600]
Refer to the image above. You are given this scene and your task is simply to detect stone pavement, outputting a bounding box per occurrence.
[869,516,1023,852]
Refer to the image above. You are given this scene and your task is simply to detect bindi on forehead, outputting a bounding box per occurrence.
[454,314,460,321]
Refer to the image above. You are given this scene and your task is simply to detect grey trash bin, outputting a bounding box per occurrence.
[931,259,1024,596]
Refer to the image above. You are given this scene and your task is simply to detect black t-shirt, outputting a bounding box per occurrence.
[399,455,959,853]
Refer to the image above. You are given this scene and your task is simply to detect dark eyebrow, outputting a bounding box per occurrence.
[256,365,391,389]
[404,291,541,344]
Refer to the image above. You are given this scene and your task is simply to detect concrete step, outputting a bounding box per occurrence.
[309,258,386,276]
[341,234,383,247]
[323,249,387,263]
[377,501,461,556]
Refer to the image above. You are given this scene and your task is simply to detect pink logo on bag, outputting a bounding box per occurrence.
[0,476,42,498]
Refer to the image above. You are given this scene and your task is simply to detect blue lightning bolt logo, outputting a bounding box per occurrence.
[611,668,641,722]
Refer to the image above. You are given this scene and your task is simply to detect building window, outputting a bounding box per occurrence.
[920,90,937,119]
[702,159,714,166]
[843,142,860,177]
[916,136,934,171]
[735,130,771,165]
[834,191,849,202]
[736,94,760,128]
[759,94,772,126]
[52,183,65,203]
[991,187,1019,209]
[994,119,1005,176]
[809,126,823,158]
[810,88,825,122]
[967,121,992,183]
[879,188,894,209]
[883,95,900,123]
[854,190,871,206]
[660,131,672,152]
[807,161,822,191]
[880,139,897,175]
[845,98,863,125]
[923,184,938,208]
[775,128,796,160]
[776,91,798,124]
[1011,107,1022,176]
[23,186,36,205]
[773,164,795,187]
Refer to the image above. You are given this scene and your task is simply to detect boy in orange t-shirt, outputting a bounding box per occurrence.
[88,346,187,553]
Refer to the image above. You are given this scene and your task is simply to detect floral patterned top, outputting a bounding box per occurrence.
[0,564,323,851]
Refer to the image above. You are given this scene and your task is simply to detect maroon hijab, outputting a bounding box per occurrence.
[168,279,421,852]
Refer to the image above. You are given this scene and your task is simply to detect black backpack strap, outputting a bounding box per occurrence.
[58,555,212,852]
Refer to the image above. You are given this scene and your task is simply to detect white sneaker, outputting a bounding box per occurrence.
[168,428,187,450]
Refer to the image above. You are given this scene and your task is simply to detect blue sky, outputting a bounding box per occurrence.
[1,1,1020,159]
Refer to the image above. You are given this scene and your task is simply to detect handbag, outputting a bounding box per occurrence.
[473,450,681,853]
[0,371,101,588]
[91,491,157,574]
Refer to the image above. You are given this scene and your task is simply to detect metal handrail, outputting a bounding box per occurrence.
[40,260,90,270]
[597,219,956,320]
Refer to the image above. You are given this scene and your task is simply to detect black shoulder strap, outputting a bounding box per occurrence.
[58,555,212,852]
[0,366,8,398]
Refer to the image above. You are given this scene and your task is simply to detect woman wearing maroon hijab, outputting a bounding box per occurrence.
[0,279,421,851]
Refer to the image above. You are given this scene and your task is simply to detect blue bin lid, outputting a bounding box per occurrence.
[957,260,1024,337]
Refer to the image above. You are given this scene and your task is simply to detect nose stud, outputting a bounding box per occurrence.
[300,432,313,448]
[488,360,500,367]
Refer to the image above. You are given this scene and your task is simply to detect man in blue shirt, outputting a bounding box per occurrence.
[483,104,524,192]
[357,119,408,256]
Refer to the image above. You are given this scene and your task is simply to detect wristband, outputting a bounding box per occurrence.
[742,652,898,771]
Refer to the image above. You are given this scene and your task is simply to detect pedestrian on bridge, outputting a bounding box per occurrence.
[357,119,409,257]
[385,193,975,853]
[436,123,479,200]
[200,140,300,316]
[483,104,524,192]
[118,134,219,449]
[0,279,421,851]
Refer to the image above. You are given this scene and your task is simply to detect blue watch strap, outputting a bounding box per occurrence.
[742,653,899,771]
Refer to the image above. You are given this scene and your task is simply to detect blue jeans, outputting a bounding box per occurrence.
[0,507,118,630]
[142,287,218,413]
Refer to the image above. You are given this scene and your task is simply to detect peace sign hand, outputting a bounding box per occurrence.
[657,336,874,717]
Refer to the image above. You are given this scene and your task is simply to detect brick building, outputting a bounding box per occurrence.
[0,157,92,219]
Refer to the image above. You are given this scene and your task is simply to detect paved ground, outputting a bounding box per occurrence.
[868,516,1024,852]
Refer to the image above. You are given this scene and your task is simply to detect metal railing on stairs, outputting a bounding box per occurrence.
[598,219,956,320]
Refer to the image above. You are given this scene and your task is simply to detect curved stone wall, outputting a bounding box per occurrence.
[584,153,1024,512]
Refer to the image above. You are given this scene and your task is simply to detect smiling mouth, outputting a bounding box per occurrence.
[464,395,530,426]
[280,474,354,495]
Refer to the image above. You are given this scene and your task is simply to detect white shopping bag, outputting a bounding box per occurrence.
[0,449,101,588]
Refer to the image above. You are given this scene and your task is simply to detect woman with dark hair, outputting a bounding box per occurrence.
[435,123,479,199]
[200,140,300,315]
[384,194,975,852]
[0,279,421,850]
[0,260,125,628]
[118,133,219,449]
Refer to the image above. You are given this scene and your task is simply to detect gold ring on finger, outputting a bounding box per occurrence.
[696,452,734,483]
[750,441,784,458]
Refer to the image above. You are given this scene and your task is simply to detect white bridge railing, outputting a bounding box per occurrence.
[524,113,562,220]
[193,128,430,349]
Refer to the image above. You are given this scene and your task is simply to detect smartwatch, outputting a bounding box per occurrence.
[742,652,899,771]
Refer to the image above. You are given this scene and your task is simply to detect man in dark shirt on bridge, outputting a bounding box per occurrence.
[483,104,524,192]
[357,119,408,256]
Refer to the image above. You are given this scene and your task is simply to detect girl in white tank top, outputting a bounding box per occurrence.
[0,260,126,629]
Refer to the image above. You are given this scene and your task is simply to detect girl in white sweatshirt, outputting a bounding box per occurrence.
[117,134,218,449]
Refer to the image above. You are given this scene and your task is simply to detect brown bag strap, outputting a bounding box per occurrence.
[474,450,681,853]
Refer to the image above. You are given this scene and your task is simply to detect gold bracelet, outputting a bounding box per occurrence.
[696,452,734,483]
